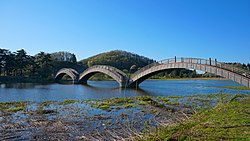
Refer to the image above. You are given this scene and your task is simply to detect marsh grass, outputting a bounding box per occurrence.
[135,95,250,141]
[0,101,26,113]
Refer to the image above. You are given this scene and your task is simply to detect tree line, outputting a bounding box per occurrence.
[0,49,79,81]
[0,49,54,80]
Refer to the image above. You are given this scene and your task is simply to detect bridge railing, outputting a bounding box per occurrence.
[218,63,250,77]
[133,57,250,78]
[81,65,127,80]
[55,68,79,80]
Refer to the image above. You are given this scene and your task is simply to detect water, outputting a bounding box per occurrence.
[0,80,249,102]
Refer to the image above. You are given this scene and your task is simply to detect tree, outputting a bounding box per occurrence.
[35,52,53,79]
[0,49,16,76]
[71,54,77,63]
[5,53,16,76]
[0,49,8,75]
[15,49,29,76]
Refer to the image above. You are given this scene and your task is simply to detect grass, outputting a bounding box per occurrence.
[136,95,250,141]
[139,101,148,105]
[124,103,135,108]
[0,101,26,113]
[6,106,24,112]
[217,85,250,90]
[96,102,111,110]
[164,101,179,105]
[59,100,77,105]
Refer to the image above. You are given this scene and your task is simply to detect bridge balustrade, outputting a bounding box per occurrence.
[133,57,250,79]
[82,65,126,80]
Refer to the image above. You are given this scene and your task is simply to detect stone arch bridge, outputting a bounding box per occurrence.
[54,57,250,88]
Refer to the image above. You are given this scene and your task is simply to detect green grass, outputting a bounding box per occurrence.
[136,95,250,141]
[217,86,250,90]
[59,100,77,105]
[6,106,24,112]
[0,101,26,113]
[124,103,135,108]
[139,101,148,105]
[96,102,110,110]
[164,101,179,105]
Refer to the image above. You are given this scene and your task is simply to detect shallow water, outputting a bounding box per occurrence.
[0,80,249,102]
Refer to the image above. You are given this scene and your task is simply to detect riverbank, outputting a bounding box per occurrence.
[0,76,53,84]
[0,93,248,140]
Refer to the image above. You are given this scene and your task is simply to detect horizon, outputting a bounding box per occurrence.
[0,0,250,63]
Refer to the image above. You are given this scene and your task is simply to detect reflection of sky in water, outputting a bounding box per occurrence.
[0,80,249,102]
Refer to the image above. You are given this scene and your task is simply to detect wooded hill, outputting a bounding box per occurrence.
[78,50,154,73]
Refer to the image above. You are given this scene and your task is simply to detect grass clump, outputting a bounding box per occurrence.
[0,101,26,113]
[217,86,250,90]
[59,100,77,105]
[135,95,250,141]
[6,106,24,112]
[96,102,110,110]
[124,103,135,108]
[164,101,179,105]
[139,101,148,105]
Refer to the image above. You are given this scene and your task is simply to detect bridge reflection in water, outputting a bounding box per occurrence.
[55,57,250,88]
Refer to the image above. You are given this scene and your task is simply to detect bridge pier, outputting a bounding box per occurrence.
[73,80,79,84]
[78,79,87,85]
[126,81,139,88]
[119,79,130,88]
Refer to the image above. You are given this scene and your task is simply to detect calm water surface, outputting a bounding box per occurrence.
[0,80,249,102]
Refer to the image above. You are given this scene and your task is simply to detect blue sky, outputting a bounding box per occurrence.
[0,0,249,63]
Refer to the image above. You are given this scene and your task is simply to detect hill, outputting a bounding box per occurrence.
[78,50,155,73]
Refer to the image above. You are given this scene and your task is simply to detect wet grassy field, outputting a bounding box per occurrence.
[0,93,249,140]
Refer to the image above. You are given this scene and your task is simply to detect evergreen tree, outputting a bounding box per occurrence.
[15,49,29,76]
[35,52,53,79]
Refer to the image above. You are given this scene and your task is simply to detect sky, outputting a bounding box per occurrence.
[0,0,249,63]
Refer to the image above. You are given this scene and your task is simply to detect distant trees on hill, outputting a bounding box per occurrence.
[79,50,155,73]
[226,62,250,71]
[0,49,82,81]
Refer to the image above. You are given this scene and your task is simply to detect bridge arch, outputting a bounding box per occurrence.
[78,65,128,87]
[129,58,250,88]
[55,68,79,84]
